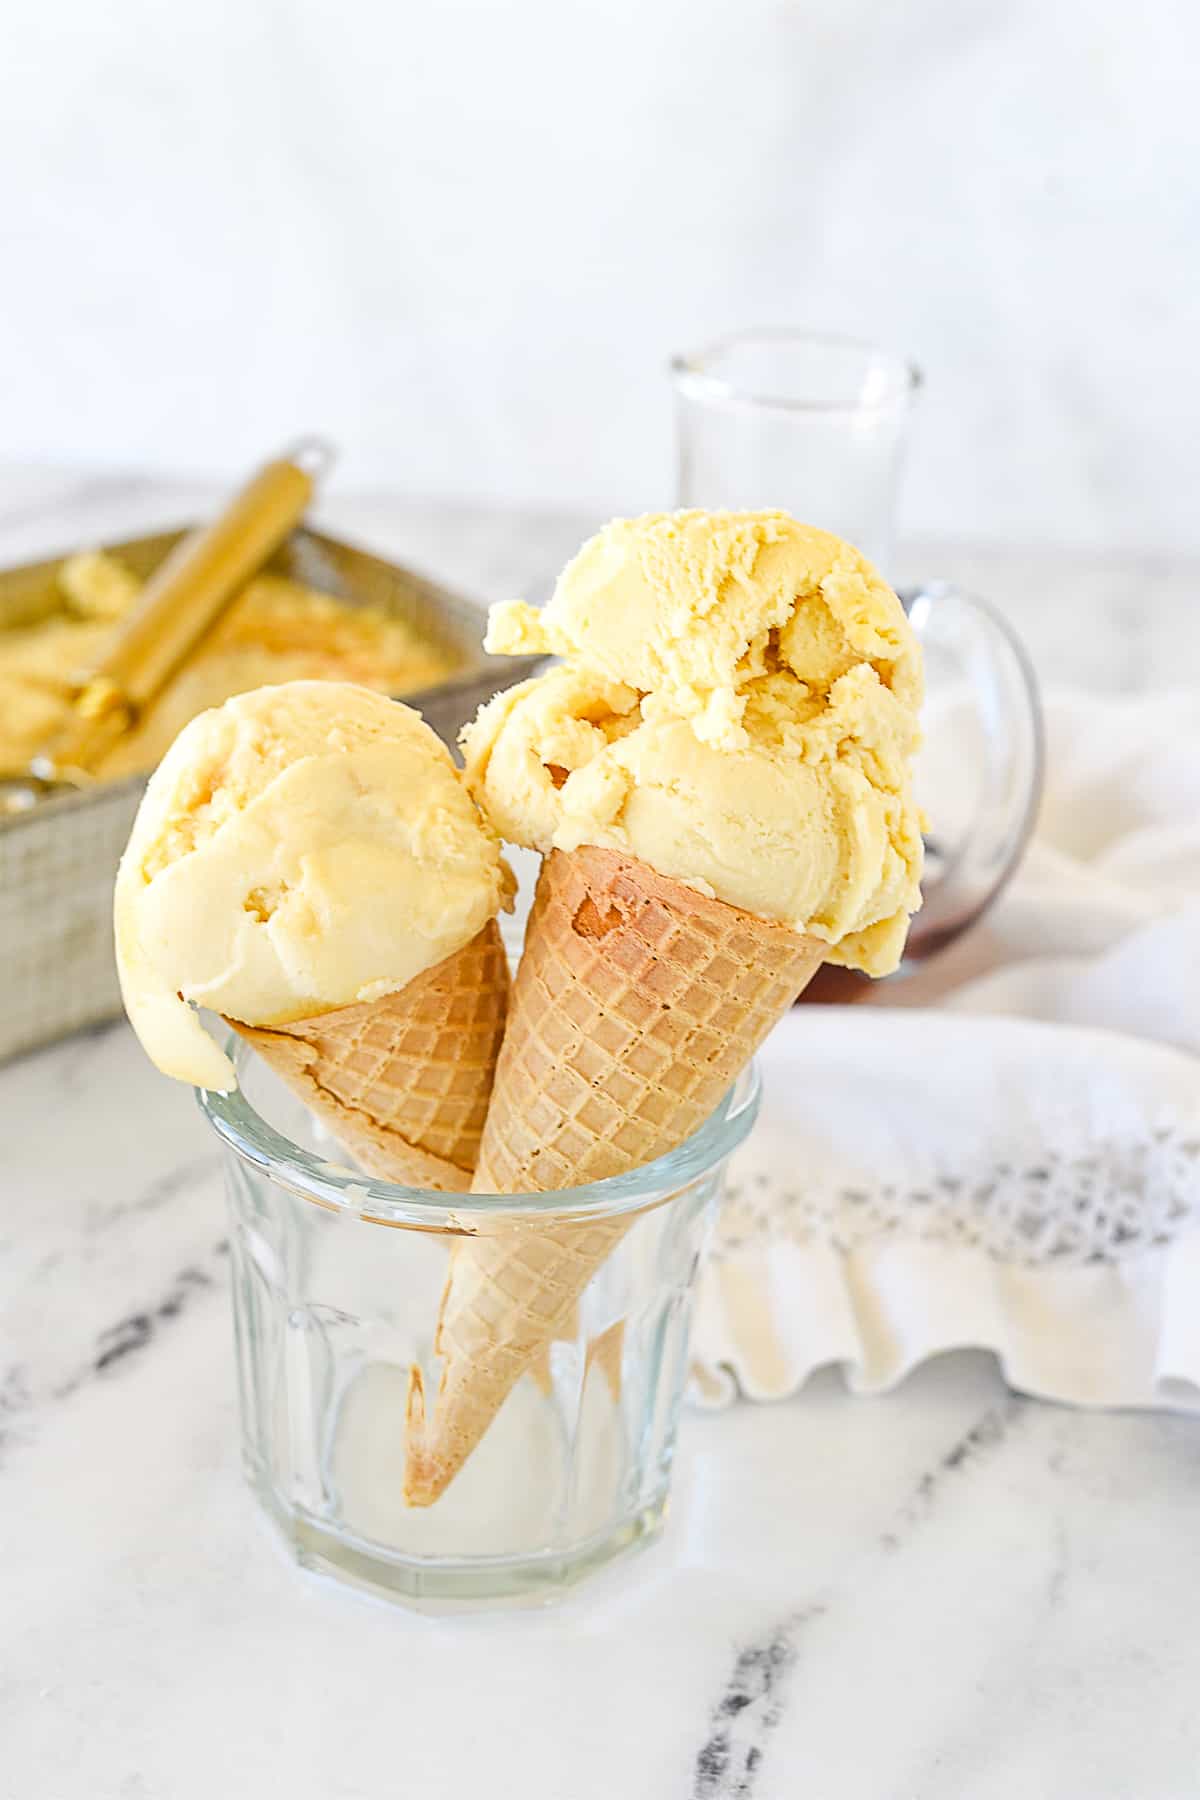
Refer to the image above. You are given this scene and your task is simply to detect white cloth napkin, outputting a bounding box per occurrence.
[692,689,1200,1412]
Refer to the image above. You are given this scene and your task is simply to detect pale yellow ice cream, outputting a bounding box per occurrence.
[464,511,924,976]
[0,552,459,777]
[115,682,512,1092]
[487,510,921,751]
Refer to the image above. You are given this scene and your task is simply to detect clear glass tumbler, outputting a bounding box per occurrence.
[671,328,920,569]
[199,1037,760,1610]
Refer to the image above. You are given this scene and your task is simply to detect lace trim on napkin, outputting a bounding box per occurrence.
[714,1124,1200,1268]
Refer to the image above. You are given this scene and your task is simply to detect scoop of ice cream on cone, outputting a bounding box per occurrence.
[115,681,513,1188]
[486,509,921,751]
[404,511,925,1505]
[463,656,922,975]
[115,680,513,1093]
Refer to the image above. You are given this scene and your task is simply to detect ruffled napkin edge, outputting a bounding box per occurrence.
[690,1230,1200,1413]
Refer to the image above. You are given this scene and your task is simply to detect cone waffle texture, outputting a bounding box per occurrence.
[403,846,826,1504]
[232,919,509,1191]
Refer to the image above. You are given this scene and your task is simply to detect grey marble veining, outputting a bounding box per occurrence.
[3,468,1200,1798]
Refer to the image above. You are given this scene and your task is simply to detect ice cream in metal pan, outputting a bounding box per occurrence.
[0,526,542,1066]
[0,549,460,782]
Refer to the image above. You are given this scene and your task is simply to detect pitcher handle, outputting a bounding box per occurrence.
[900,580,1044,968]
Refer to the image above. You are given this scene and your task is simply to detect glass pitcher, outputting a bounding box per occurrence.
[671,328,1043,985]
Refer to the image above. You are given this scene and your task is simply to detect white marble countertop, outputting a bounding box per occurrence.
[4,470,1200,1799]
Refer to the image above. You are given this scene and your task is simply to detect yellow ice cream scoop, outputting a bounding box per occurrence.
[486,509,921,749]
[115,681,513,1091]
[462,659,923,976]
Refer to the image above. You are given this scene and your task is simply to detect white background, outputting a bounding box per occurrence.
[4,0,1197,552]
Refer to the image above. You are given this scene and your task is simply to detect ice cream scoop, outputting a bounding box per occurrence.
[463,628,923,976]
[486,509,921,751]
[115,681,513,1092]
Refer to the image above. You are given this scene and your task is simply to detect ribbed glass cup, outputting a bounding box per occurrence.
[198,1036,759,1611]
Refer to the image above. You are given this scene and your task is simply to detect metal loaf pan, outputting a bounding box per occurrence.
[0,526,541,1064]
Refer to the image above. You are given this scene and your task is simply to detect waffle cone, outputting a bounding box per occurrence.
[403,847,825,1504]
[231,919,509,1192]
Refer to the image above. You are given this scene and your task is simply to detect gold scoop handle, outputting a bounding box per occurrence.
[33,438,334,783]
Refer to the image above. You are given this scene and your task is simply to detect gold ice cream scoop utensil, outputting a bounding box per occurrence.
[0,438,335,814]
